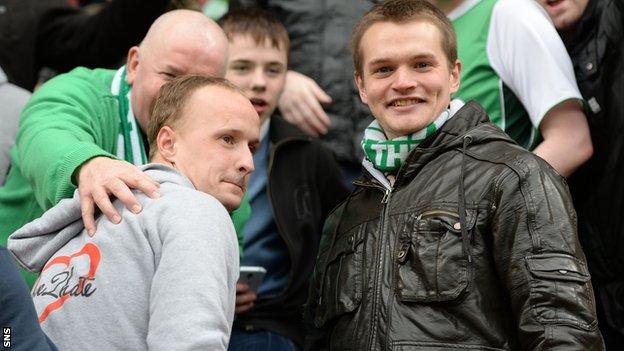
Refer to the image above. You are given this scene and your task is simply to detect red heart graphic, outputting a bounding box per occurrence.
[34,243,101,323]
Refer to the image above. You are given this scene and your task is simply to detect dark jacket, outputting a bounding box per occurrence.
[305,102,604,350]
[0,246,57,350]
[0,0,168,91]
[233,117,349,347]
[565,0,624,284]
[229,0,375,165]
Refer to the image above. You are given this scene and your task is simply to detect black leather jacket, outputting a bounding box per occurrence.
[305,102,604,350]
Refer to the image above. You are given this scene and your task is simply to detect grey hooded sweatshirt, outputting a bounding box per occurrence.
[8,163,239,351]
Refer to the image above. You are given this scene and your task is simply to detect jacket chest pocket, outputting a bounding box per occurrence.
[395,209,476,302]
[313,226,366,327]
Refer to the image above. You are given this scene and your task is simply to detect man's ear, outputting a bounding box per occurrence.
[449,59,462,94]
[354,72,369,105]
[156,126,177,161]
[125,46,140,86]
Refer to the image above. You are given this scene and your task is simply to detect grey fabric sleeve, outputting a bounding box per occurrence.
[146,191,239,351]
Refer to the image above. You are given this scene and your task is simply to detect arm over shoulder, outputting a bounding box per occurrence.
[16,69,117,210]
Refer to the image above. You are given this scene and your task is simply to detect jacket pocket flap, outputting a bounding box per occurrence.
[525,253,590,283]
[327,230,365,263]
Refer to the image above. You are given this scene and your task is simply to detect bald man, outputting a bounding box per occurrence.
[0,10,231,285]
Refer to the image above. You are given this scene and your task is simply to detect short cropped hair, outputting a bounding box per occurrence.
[147,75,242,159]
[351,0,457,76]
[218,8,290,57]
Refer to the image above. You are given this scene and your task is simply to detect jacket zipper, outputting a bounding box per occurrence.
[354,178,391,349]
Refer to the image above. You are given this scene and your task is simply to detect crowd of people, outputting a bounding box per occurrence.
[0,0,621,350]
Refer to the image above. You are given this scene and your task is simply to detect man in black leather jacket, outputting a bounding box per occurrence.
[304,1,604,349]
[537,0,624,347]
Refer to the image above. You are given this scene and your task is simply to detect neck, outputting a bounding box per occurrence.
[150,154,175,168]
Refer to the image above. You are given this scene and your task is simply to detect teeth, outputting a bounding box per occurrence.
[391,99,419,107]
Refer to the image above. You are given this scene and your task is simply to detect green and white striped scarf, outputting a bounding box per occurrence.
[361,109,451,173]
[111,66,148,166]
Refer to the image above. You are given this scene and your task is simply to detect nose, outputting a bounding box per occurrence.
[251,68,267,93]
[391,66,416,93]
[237,144,255,175]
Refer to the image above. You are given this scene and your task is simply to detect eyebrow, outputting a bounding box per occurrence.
[368,53,437,66]
[214,126,259,145]
[230,59,285,67]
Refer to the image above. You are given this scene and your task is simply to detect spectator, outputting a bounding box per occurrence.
[304,1,604,349]
[0,0,169,91]
[0,67,30,185]
[229,0,375,185]
[0,245,57,351]
[0,10,236,287]
[8,75,257,351]
[537,0,624,347]
[219,9,349,350]
[428,0,592,177]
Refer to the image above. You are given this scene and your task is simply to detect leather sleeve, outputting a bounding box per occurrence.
[491,157,604,350]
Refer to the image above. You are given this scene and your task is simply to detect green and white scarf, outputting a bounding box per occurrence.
[111,66,148,166]
[361,109,451,173]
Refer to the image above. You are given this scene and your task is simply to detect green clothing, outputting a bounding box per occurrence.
[452,0,538,149]
[0,67,249,285]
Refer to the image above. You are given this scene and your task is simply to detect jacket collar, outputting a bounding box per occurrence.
[356,101,511,189]
[268,114,312,144]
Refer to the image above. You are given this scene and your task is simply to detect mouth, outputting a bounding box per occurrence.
[387,97,426,108]
[223,179,246,193]
[545,0,564,8]
[249,97,268,115]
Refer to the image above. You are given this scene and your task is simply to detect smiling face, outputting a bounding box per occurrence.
[355,20,460,140]
[536,0,588,32]
[168,86,259,212]
[225,35,288,123]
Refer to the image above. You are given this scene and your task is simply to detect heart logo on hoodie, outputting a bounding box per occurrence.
[33,243,101,323]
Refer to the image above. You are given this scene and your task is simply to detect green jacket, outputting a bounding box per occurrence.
[0,67,249,285]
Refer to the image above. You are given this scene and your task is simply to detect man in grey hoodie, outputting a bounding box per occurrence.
[8,75,260,351]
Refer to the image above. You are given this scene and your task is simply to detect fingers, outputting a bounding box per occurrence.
[122,171,161,199]
[90,184,121,225]
[235,290,257,314]
[310,80,333,104]
[296,98,329,136]
[280,103,319,136]
[79,193,97,236]
[279,70,332,136]
[76,157,162,234]
[107,179,142,215]
[236,282,251,293]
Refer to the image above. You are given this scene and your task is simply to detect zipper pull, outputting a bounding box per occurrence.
[381,189,390,204]
[396,242,410,264]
